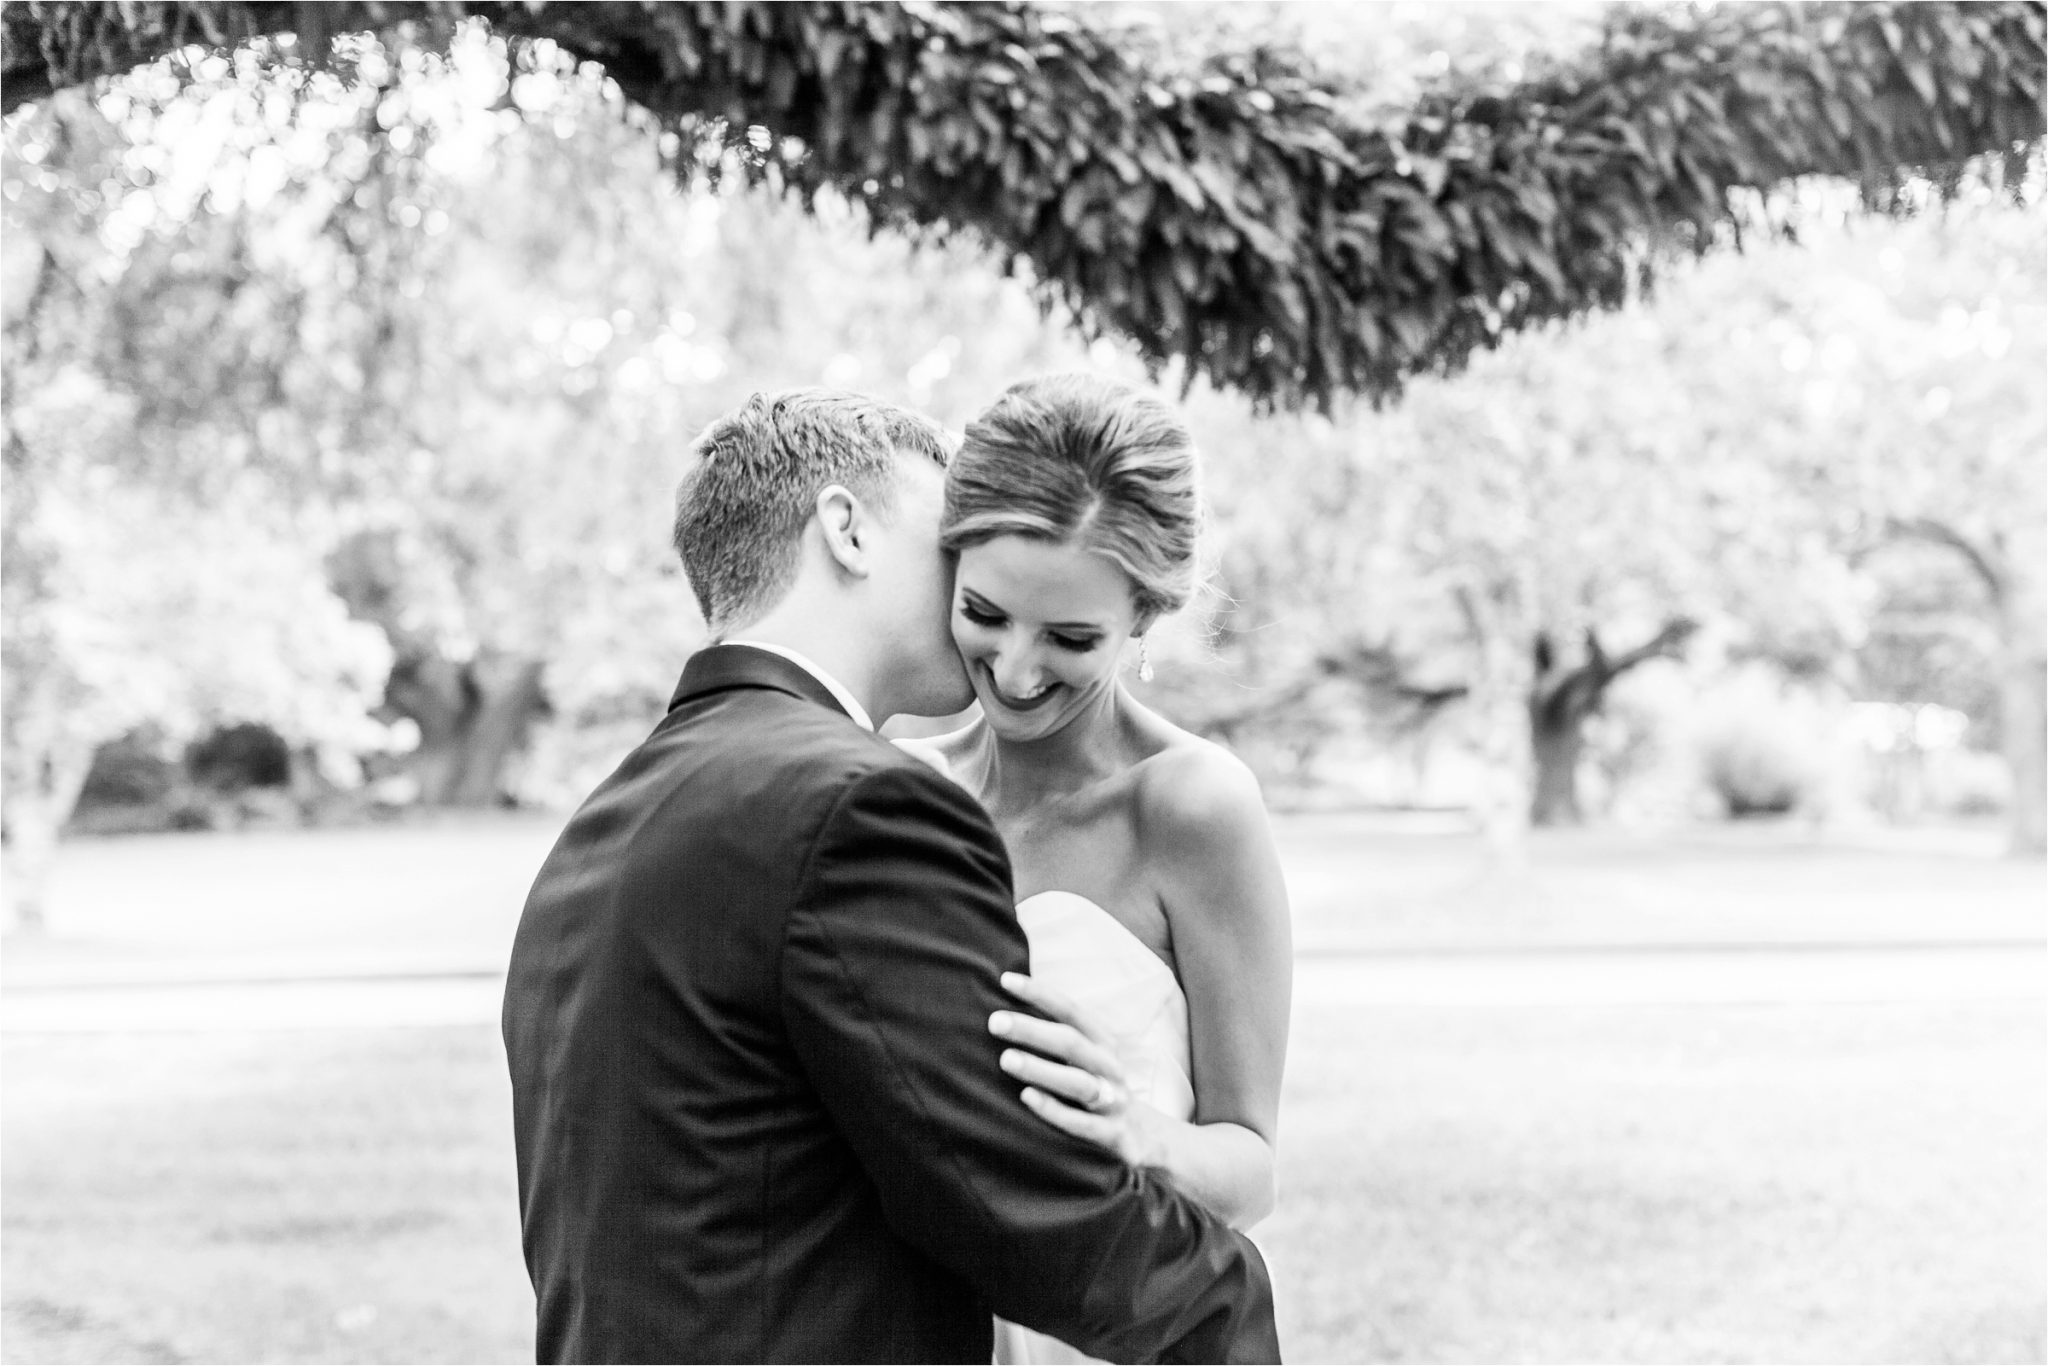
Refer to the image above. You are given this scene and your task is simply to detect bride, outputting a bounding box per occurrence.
[905,373,1293,1365]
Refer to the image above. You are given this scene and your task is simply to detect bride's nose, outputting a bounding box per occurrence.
[988,644,1047,698]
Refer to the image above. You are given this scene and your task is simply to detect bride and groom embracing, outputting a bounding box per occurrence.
[502,375,1294,1364]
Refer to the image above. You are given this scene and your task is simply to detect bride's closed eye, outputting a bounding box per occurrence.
[959,602,1006,629]
[958,599,1099,654]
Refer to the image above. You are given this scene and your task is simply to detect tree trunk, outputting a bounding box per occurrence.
[386,649,548,808]
[1525,619,1698,828]
[2001,564,2046,857]
[1526,631,1604,830]
[2,735,95,933]
[1529,713,1587,826]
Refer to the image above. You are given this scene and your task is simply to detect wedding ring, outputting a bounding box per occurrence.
[1090,1077,1120,1112]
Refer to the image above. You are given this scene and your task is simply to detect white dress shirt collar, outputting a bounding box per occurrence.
[721,640,875,732]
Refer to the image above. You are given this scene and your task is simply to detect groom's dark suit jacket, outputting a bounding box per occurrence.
[503,645,1278,1364]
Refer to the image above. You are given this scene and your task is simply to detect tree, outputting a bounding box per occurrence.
[1,26,1103,837]
[1761,206,2047,853]
[2,239,390,926]
[1158,193,2043,847]
[1358,309,1852,839]
[1857,544,2001,735]
[3,1,2041,878]
[1526,619,1698,826]
[3,2,2041,409]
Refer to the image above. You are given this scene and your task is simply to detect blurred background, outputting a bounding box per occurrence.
[3,2,2043,1362]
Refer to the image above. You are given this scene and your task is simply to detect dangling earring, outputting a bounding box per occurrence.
[1137,637,1155,683]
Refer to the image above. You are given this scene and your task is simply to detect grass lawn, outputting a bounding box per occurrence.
[5,998,2041,1363]
[4,1028,529,1364]
[4,818,2043,1362]
[10,814,2042,987]
[1272,998,2044,1363]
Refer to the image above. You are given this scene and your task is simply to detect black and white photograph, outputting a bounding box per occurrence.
[1,2,2043,1362]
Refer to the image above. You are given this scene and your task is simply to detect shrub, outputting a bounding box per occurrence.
[75,730,178,809]
[186,723,292,792]
[1929,749,2013,818]
[1693,676,1832,818]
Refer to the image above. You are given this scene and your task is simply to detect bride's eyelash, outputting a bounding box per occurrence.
[961,598,1098,652]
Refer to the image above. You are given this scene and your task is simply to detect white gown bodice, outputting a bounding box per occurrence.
[1012,891,1194,1123]
[994,891,1195,1365]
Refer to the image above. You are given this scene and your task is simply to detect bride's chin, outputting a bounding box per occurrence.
[977,691,1063,740]
[980,708,1054,742]
[980,684,1116,744]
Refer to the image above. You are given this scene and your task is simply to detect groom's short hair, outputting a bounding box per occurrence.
[673,389,951,634]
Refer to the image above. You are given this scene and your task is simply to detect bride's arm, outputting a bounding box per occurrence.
[996,975,1280,1232]
[1146,748,1291,1227]
[993,749,1292,1230]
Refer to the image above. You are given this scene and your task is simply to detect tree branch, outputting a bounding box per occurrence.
[1191,638,1469,738]
[1884,514,2008,605]
[1532,616,1697,726]
[1602,616,1701,681]
[5,1,2042,408]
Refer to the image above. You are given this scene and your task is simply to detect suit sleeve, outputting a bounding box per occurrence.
[780,762,1280,1365]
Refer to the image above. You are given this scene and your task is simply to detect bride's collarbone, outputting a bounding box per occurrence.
[986,761,1145,829]
[991,799,1142,883]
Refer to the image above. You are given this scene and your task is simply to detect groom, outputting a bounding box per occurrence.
[502,390,1278,1363]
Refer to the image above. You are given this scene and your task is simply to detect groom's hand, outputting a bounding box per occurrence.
[992,971,1173,1171]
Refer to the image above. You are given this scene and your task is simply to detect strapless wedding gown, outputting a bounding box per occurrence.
[992,890,1194,1366]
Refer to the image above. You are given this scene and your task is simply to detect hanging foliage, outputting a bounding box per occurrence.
[3,1,2043,408]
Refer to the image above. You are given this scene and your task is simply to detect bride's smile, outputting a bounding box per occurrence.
[981,668,1060,711]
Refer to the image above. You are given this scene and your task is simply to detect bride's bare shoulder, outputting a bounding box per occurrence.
[1130,727,1269,848]
[1130,730,1286,943]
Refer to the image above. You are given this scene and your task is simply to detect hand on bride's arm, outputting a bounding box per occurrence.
[989,971,1174,1172]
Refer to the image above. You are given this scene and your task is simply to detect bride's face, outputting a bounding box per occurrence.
[951,534,1140,743]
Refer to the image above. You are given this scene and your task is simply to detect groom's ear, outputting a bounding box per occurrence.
[814,484,871,578]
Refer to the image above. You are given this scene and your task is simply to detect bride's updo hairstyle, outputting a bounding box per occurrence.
[941,374,1198,628]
